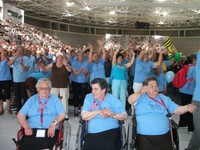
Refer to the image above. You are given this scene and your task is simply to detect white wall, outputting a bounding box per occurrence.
[0,0,3,20]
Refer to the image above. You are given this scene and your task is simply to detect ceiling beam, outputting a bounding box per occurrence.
[85,2,200,9]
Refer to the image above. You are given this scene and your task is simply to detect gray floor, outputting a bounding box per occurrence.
[0,90,193,150]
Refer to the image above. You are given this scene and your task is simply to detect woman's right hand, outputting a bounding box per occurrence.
[25,127,33,136]
[140,86,149,95]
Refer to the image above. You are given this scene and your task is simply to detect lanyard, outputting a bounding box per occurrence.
[38,96,49,126]
[148,95,171,117]
[90,95,106,111]
[148,95,167,109]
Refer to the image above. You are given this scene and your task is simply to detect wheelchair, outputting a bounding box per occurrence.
[12,120,71,150]
[75,118,127,150]
[126,106,179,150]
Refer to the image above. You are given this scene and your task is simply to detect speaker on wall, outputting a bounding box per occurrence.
[135,21,150,29]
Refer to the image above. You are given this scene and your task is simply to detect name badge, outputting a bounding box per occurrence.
[36,129,46,137]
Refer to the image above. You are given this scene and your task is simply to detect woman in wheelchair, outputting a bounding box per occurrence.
[16,78,66,150]
[128,76,197,150]
[81,78,127,150]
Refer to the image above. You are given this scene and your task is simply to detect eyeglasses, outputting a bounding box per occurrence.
[39,87,50,90]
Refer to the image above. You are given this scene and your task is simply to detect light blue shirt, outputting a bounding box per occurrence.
[0,59,12,81]
[89,58,106,83]
[19,94,65,129]
[136,94,178,135]
[112,64,127,80]
[67,55,77,64]
[70,60,88,83]
[193,52,200,101]
[154,74,167,92]
[82,93,126,133]
[134,57,154,83]
[179,65,195,95]
[28,56,36,75]
[28,73,46,81]
[12,56,31,82]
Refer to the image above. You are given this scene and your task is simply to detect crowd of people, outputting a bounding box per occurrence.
[0,18,200,150]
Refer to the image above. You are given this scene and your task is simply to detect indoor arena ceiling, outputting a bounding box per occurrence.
[3,0,200,29]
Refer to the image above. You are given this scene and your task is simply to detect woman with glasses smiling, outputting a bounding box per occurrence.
[17,78,66,150]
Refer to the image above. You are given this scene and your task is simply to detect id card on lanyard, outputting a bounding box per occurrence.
[38,96,49,126]
[90,95,106,112]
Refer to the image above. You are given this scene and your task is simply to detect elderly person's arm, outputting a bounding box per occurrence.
[7,53,19,66]
[125,52,135,68]
[17,112,33,136]
[87,43,93,64]
[128,86,149,105]
[40,63,53,72]
[174,104,197,115]
[81,110,101,121]
[20,57,30,71]
[47,112,65,138]
[113,112,127,121]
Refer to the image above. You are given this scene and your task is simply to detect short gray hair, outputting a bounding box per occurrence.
[35,78,52,90]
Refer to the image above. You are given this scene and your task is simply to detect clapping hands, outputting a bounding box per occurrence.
[99,108,115,118]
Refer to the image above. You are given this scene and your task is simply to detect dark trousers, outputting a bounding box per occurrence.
[179,92,194,131]
[13,82,28,112]
[71,81,88,107]
[19,129,59,150]
[0,80,12,99]
[136,131,172,150]
[83,128,121,150]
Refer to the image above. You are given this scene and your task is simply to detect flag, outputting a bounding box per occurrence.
[164,37,175,57]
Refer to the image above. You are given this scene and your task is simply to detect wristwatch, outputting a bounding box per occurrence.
[52,120,58,125]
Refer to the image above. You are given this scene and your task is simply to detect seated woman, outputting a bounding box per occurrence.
[128,76,197,150]
[17,78,66,150]
[81,78,127,150]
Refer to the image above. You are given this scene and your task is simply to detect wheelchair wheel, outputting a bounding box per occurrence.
[127,122,135,150]
[120,125,127,150]
[171,119,179,150]
[75,124,83,150]
[62,121,71,150]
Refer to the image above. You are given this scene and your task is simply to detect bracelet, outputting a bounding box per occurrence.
[113,115,116,119]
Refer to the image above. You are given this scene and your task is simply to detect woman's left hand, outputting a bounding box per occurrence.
[48,123,56,138]
[187,104,197,113]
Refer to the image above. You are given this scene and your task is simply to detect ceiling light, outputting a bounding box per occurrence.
[66,2,74,7]
[161,12,168,16]
[85,6,91,11]
[110,11,116,15]
[157,0,166,2]
[158,21,164,24]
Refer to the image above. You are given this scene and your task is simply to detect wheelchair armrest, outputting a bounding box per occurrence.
[79,117,85,123]
[118,120,124,125]
[171,119,179,129]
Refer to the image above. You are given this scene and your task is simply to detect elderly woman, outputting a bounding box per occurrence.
[81,78,127,150]
[17,78,66,150]
[128,76,197,150]
[39,51,71,119]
